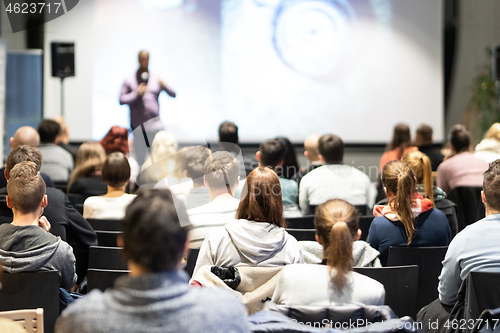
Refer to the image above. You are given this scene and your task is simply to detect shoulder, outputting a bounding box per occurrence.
[56,290,107,331]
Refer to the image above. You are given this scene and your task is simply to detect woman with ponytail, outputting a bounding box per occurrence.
[272,199,385,307]
[367,160,451,266]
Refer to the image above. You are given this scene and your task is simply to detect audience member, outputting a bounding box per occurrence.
[0,126,53,188]
[37,119,74,182]
[299,134,372,215]
[275,137,299,180]
[140,130,178,186]
[272,199,385,306]
[192,167,303,277]
[67,142,107,196]
[0,161,76,290]
[418,160,500,331]
[56,189,249,333]
[54,116,79,162]
[187,151,240,249]
[292,134,322,185]
[183,146,211,209]
[474,123,500,163]
[367,160,451,265]
[415,124,444,171]
[218,121,258,176]
[437,125,489,194]
[84,152,136,219]
[0,145,97,284]
[154,145,194,197]
[379,123,417,172]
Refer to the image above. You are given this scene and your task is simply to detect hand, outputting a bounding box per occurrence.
[38,216,51,232]
[159,78,166,90]
[137,83,147,97]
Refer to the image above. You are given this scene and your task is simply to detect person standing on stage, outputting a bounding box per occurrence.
[119,50,176,166]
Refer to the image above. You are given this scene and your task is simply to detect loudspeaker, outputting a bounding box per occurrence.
[493,44,500,81]
[51,42,75,78]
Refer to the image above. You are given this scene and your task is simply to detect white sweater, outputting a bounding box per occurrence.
[83,194,136,219]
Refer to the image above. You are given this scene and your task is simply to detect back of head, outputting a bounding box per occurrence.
[389,123,411,151]
[100,126,129,155]
[68,142,107,190]
[318,134,344,164]
[448,124,470,153]
[37,119,61,144]
[6,145,43,178]
[484,123,500,142]
[381,160,416,244]
[219,121,238,144]
[304,134,320,160]
[7,161,46,214]
[401,150,435,207]
[11,126,40,149]
[149,131,178,162]
[259,139,286,169]
[102,152,131,187]
[204,151,240,191]
[122,189,190,272]
[416,124,433,147]
[237,167,285,227]
[185,146,211,184]
[483,160,500,212]
[314,199,357,289]
[275,137,299,179]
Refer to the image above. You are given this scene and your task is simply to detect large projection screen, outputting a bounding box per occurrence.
[91,0,443,143]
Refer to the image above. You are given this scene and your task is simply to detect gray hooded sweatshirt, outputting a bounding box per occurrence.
[0,224,77,290]
[192,219,304,278]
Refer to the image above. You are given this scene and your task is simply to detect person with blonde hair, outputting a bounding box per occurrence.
[140,131,177,184]
[272,199,385,307]
[67,142,107,196]
[368,160,452,265]
[474,123,500,163]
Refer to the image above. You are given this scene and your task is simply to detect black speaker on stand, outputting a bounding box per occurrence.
[494,45,500,106]
[51,42,75,117]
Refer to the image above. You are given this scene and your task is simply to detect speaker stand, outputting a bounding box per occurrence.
[60,76,65,117]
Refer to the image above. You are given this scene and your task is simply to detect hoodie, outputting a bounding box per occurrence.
[0,224,77,290]
[475,138,500,163]
[192,219,303,278]
[299,241,382,267]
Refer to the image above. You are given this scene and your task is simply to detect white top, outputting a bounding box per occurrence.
[272,264,385,307]
[187,197,240,249]
[83,194,137,219]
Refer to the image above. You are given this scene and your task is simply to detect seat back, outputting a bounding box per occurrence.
[285,229,316,241]
[285,216,314,229]
[0,271,59,333]
[95,231,122,247]
[66,193,87,207]
[387,246,448,311]
[448,186,484,231]
[465,271,500,323]
[87,269,129,292]
[354,265,419,319]
[87,218,122,232]
[88,246,127,270]
[185,248,200,278]
[358,215,373,241]
[0,308,44,333]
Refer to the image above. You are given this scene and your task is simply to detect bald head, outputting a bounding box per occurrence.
[53,116,69,143]
[138,50,149,72]
[304,134,320,161]
[10,126,40,149]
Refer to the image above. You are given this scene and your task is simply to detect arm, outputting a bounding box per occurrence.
[366,219,379,250]
[438,238,463,305]
[191,235,216,280]
[119,80,139,105]
[298,181,309,214]
[57,240,78,291]
[271,268,288,304]
[159,78,176,98]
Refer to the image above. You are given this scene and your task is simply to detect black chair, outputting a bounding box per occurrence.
[185,248,200,278]
[354,205,369,216]
[87,268,129,292]
[286,229,316,241]
[387,246,448,311]
[88,246,127,270]
[358,215,373,241]
[0,271,59,333]
[354,265,419,319]
[66,193,87,207]
[471,306,500,333]
[285,216,314,229]
[75,204,84,216]
[464,271,500,324]
[448,186,484,232]
[87,218,122,232]
[95,231,122,247]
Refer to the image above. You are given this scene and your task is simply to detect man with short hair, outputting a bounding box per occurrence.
[415,124,443,171]
[293,134,323,185]
[183,146,211,209]
[437,125,489,194]
[187,151,240,249]
[0,161,76,290]
[55,189,250,333]
[37,119,74,182]
[218,121,258,176]
[54,116,79,162]
[299,134,372,215]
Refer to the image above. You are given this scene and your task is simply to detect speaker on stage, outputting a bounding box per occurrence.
[493,44,500,81]
[51,42,75,78]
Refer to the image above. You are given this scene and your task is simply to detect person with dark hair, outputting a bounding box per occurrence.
[415,124,444,171]
[0,162,76,291]
[299,134,372,215]
[0,145,97,285]
[418,160,500,331]
[272,199,384,306]
[83,152,136,219]
[218,121,258,176]
[367,160,451,265]
[436,125,489,194]
[37,119,74,182]
[187,151,240,249]
[56,189,250,333]
[379,123,417,172]
[192,167,303,277]
[67,142,108,196]
[183,146,211,209]
[275,137,299,180]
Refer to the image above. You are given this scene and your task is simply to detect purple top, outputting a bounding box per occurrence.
[119,71,176,131]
